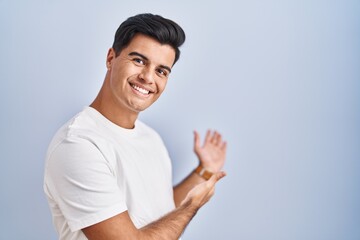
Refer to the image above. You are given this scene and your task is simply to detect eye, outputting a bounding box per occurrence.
[156,68,169,77]
[133,58,145,65]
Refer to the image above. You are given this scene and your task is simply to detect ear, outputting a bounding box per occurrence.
[106,48,116,70]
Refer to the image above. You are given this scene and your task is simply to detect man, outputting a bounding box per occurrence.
[44,13,227,240]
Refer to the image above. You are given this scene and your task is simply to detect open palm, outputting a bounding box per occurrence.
[194,130,227,173]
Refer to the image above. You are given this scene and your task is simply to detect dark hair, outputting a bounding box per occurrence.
[112,13,186,64]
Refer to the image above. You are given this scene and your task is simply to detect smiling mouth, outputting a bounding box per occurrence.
[130,83,151,95]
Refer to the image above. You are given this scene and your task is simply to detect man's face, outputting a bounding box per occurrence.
[106,34,176,114]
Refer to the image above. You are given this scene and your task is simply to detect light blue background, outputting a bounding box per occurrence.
[1,0,359,239]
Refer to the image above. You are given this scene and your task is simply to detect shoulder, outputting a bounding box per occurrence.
[45,108,117,171]
[47,107,109,152]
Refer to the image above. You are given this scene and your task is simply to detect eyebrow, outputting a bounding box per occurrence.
[128,52,172,73]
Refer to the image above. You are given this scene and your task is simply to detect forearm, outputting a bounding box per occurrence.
[173,171,205,207]
[83,172,225,240]
[141,169,224,240]
[83,202,199,240]
[139,200,198,240]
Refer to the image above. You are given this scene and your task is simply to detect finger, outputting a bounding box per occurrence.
[215,132,222,146]
[211,131,219,145]
[208,171,226,185]
[211,131,218,144]
[193,130,201,150]
[204,129,212,145]
[201,187,216,205]
[207,187,215,199]
[221,141,227,151]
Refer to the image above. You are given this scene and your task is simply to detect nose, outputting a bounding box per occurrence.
[138,66,154,84]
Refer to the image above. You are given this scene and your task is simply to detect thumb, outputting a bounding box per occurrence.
[194,130,201,150]
[208,171,226,185]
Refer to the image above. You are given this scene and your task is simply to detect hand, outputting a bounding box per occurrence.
[181,171,226,208]
[194,130,227,172]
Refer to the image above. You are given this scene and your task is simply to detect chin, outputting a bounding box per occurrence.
[131,105,151,113]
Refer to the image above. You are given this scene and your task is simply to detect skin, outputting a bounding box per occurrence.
[84,33,227,239]
[173,130,227,207]
[91,33,175,129]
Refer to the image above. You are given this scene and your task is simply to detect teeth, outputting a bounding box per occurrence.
[131,84,150,95]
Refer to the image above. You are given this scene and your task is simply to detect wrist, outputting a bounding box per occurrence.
[194,165,213,180]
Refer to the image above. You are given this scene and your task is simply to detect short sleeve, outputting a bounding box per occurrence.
[44,136,127,231]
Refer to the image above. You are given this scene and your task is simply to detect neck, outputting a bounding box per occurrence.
[90,78,139,129]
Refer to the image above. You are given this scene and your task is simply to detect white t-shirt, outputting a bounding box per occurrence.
[44,107,175,240]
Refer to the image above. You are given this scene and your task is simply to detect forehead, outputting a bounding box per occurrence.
[121,34,176,66]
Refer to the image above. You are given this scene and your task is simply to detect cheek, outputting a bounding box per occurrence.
[110,68,136,87]
[157,80,168,93]
[109,73,123,89]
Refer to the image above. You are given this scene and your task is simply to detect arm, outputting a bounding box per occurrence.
[82,172,226,240]
[174,130,227,206]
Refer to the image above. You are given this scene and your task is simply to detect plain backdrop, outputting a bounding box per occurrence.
[1,0,359,239]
